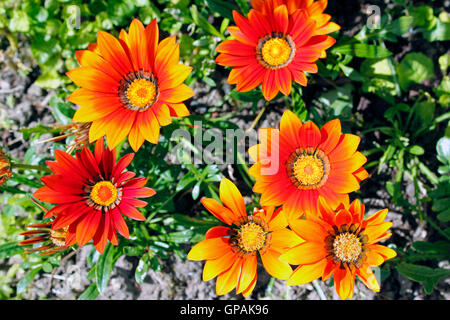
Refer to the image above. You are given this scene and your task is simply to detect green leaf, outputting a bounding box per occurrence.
[17,267,42,295]
[387,16,414,36]
[78,282,100,300]
[411,5,437,30]
[95,243,116,295]
[332,43,392,59]
[397,263,450,294]
[423,20,450,42]
[407,145,425,155]
[190,5,223,38]
[0,241,24,259]
[135,255,149,285]
[206,0,234,20]
[9,11,30,33]
[397,52,435,91]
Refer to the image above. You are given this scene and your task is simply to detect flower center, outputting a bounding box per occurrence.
[90,181,118,207]
[237,222,266,252]
[287,147,330,189]
[49,227,68,247]
[332,232,362,263]
[257,34,295,69]
[293,155,324,186]
[126,78,157,109]
[119,70,159,111]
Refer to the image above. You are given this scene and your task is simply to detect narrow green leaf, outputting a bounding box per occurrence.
[78,282,100,300]
[332,43,392,58]
[95,243,116,294]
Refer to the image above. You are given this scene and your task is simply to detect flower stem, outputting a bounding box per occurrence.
[12,162,51,174]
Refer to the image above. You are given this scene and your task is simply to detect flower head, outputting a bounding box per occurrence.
[0,148,12,186]
[248,110,369,221]
[19,221,68,256]
[18,198,68,256]
[280,197,397,299]
[216,4,336,101]
[187,178,302,297]
[251,0,340,39]
[67,18,194,152]
[33,138,156,253]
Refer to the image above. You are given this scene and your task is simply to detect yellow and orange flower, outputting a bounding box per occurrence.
[0,148,11,187]
[251,0,340,39]
[248,110,369,221]
[216,3,337,101]
[33,138,156,253]
[66,18,194,152]
[187,178,302,297]
[280,197,396,300]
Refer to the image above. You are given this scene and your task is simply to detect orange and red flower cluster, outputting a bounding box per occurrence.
[16,0,395,301]
[188,2,394,299]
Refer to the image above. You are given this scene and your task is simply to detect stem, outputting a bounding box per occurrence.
[423,215,450,242]
[12,163,52,174]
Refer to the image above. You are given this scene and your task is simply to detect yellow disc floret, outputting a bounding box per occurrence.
[237,222,266,252]
[333,232,362,263]
[126,78,157,109]
[260,36,294,68]
[293,154,325,186]
[90,181,118,207]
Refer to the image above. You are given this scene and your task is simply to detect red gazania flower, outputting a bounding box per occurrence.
[67,18,194,152]
[33,139,156,253]
[280,197,397,300]
[251,0,340,41]
[187,178,302,297]
[216,4,336,101]
[248,110,369,221]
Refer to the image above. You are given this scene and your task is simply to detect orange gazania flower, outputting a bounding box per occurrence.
[216,4,336,101]
[187,178,302,297]
[67,18,194,152]
[251,0,340,41]
[280,197,397,300]
[33,138,156,253]
[248,110,369,221]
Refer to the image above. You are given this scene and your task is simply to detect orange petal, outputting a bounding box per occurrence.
[216,258,242,295]
[202,250,236,281]
[187,237,231,261]
[286,258,327,285]
[236,255,257,294]
[279,242,327,265]
[260,249,293,280]
[201,198,235,225]
[219,178,247,221]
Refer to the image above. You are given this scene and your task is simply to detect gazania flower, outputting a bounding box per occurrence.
[18,199,68,255]
[187,178,302,297]
[0,148,12,186]
[19,221,68,256]
[33,138,156,253]
[280,197,397,300]
[216,5,336,101]
[67,18,194,152]
[251,0,341,41]
[248,110,369,221]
